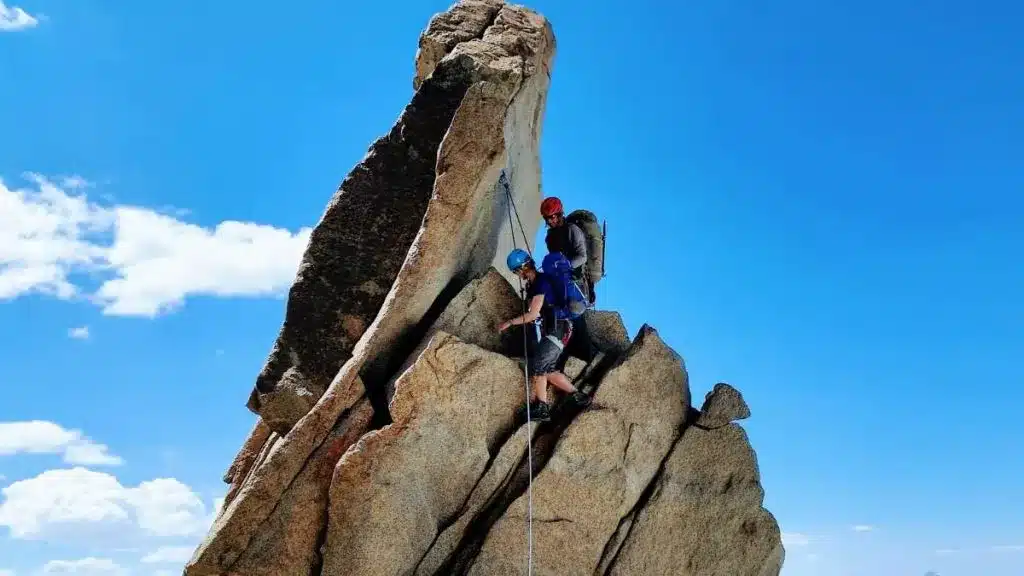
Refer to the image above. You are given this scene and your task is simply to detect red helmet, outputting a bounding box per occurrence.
[540,196,563,217]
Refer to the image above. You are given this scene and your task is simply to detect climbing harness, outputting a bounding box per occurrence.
[500,170,536,576]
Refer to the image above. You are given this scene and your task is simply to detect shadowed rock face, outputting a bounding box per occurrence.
[186,2,782,576]
[247,53,481,433]
[247,0,555,436]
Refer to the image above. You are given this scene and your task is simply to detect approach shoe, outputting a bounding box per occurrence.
[569,390,592,408]
[518,400,551,422]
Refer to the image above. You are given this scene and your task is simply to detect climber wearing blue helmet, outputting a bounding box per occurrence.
[498,248,589,421]
[506,248,532,273]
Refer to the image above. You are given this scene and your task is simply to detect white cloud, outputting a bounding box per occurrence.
[0,467,215,540]
[0,421,122,466]
[141,545,195,564]
[852,524,874,532]
[0,173,311,317]
[0,569,14,576]
[936,544,1024,556]
[68,326,90,340]
[41,558,125,575]
[782,532,810,547]
[0,1,37,31]
[991,544,1024,552]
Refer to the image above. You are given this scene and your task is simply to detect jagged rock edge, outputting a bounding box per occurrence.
[433,341,632,574]
[410,348,617,574]
[595,405,699,574]
[186,13,522,571]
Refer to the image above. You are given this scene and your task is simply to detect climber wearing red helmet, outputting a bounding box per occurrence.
[540,195,597,364]
[541,196,585,269]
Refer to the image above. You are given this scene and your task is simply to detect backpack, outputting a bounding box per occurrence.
[565,210,605,285]
[541,252,589,321]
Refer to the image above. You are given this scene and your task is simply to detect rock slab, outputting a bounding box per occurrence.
[467,325,692,575]
[321,332,525,576]
[604,423,784,576]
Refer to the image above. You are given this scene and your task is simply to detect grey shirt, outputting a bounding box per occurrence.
[545,222,588,270]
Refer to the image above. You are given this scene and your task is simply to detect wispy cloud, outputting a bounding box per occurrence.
[0,421,122,466]
[68,326,90,340]
[0,1,38,31]
[990,544,1024,552]
[782,532,810,547]
[1,173,311,317]
[936,544,1024,555]
[41,557,125,574]
[852,524,874,532]
[140,545,196,564]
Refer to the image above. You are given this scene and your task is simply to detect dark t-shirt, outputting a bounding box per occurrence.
[526,273,558,335]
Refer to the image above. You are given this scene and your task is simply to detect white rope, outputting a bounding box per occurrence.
[501,171,534,576]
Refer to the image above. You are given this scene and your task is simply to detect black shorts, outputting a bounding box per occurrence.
[527,319,573,376]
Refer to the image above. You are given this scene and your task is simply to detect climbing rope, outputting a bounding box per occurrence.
[500,170,535,576]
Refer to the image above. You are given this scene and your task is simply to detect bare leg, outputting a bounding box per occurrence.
[531,374,549,403]
[547,371,577,394]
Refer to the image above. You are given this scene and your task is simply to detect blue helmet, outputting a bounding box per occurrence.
[506,248,532,272]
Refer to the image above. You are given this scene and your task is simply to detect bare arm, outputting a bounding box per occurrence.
[499,294,544,331]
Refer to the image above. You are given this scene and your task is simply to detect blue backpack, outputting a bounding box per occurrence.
[541,252,589,320]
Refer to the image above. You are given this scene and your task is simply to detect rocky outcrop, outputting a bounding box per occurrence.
[467,325,690,575]
[584,309,631,354]
[384,267,520,399]
[247,0,554,434]
[321,332,524,575]
[604,384,784,576]
[696,381,752,429]
[413,0,504,90]
[186,2,783,576]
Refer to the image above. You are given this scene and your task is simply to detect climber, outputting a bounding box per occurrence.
[540,196,597,363]
[498,248,590,421]
[541,197,589,291]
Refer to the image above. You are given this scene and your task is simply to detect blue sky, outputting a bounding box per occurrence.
[1,0,1022,574]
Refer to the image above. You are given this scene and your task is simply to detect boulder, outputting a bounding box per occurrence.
[604,424,784,576]
[413,420,540,576]
[413,0,504,90]
[321,332,525,576]
[227,399,375,576]
[585,309,630,354]
[385,267,521,399]
[467,325,692,575]
[696,382,751,429]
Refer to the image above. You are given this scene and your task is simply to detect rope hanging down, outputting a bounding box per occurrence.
[500,170,535,576]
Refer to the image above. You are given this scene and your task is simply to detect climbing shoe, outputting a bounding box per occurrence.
[518,400,551,422]
[569,390,592,408]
